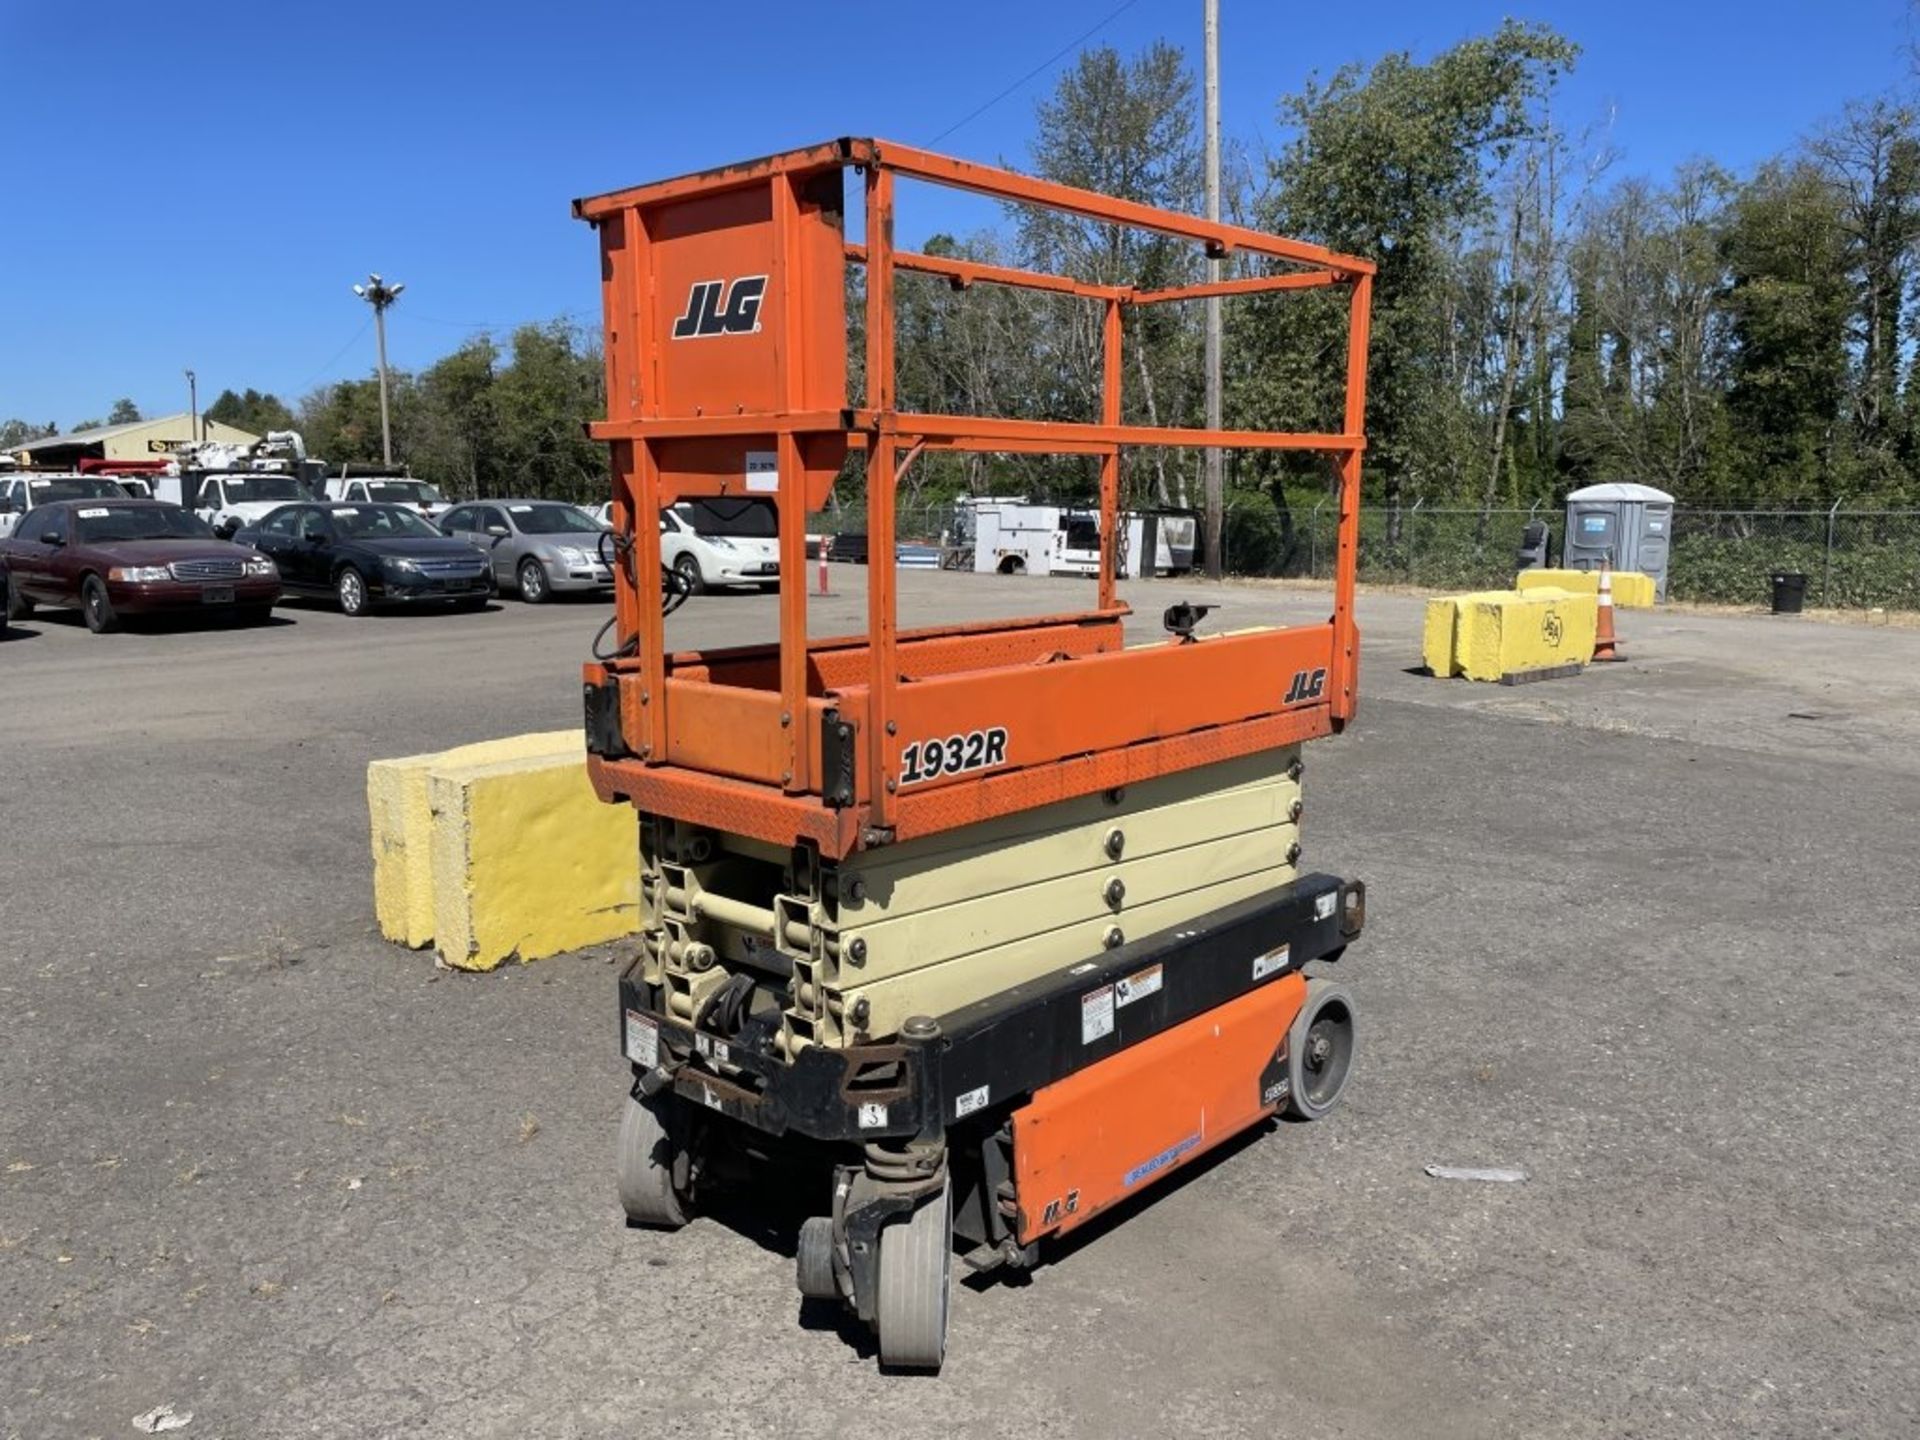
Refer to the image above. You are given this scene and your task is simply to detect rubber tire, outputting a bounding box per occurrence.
[999,556,1026,575]
[5,574,31,620]
[795,1214,837,1299]
[876,1177,951,1371]
[1284,979,1355,1122]
[617,1093,688,1229]
[673,553,706,595]
[517,558,550,604]
[336,567,370,617]
[81,575,120,634]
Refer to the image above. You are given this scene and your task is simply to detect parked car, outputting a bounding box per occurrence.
[438,499,612,603]
[0,499,280,633]
[661,498,780,593]
[0,473,130,541]
[235,503,491,616]
[322,476,450,521]
[0,554,10,640]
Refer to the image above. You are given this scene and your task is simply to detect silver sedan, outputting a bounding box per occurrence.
[439,500,613,603]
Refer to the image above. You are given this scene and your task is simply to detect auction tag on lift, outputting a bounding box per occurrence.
[744,451,778,493]
[1080,984,1115,1044]
[623,1009,659,1069]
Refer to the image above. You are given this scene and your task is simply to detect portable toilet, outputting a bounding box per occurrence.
[1563,482,1675,600]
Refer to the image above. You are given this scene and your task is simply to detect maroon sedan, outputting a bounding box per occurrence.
[1,499,281,633]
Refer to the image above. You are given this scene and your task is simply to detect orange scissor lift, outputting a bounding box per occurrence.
[576,138,1372,1369]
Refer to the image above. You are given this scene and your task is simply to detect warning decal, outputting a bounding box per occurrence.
[1114,963,1163,1009]
[1253,943,1290,980]
[1080,984,1115,1044]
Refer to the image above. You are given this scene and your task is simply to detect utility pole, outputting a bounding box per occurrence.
[1202,0,1224,580]
[185,369,198,441]
[352,274,406,467]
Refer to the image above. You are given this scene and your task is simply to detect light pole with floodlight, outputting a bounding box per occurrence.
[352,273,405,467]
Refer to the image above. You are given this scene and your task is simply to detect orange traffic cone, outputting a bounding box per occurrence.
[1591,560,1624,663]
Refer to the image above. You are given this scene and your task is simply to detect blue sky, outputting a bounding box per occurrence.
[1,0,1912,427]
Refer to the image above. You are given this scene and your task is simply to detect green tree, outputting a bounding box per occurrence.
[417,338,499,497]
[1811,99,1920,485]
[1722,160,1853,500]
[107,397,141,425]
[205,387,296,436]
[297,372,425,472]
[0,419,57,449]
[492,322,607,502]
[1019,41,1207,509]
[1249,20,1580,518]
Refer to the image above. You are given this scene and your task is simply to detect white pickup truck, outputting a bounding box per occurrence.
[153,472,311,539]
[0,473,134,540]
[322,476,449,521]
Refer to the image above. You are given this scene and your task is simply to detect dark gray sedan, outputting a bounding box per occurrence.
[439,500,612,603]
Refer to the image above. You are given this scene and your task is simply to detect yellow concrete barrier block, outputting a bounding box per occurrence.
[428,751,640,971]
[368,730,580,948]
[1457,587,1597,681]
[1516,567,1656,608]
[1422,593,1478,677]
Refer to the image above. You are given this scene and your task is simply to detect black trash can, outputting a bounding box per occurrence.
[1770,572,1807,614]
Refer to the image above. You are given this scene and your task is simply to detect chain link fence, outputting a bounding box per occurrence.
[1226,501,1920,610]
[815,498,1920,609]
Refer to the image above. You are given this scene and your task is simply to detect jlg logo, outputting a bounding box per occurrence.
[1284,667,1328,704]
[670,276,768,338]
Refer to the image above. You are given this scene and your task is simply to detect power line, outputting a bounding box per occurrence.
[928,0,1145,145]
[290,316,373,395]
[404,308,600,334]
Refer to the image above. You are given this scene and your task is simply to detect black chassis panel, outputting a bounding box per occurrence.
[618,871,1363,1145]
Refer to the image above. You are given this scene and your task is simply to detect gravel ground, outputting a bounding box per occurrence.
[3,570,1916,1439]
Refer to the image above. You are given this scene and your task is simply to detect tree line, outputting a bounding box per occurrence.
[10,20,1916,529]
[883,21,1920,527]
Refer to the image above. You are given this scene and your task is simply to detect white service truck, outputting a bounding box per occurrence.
[954,498,1197,578]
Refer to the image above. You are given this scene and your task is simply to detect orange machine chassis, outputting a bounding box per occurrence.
[575,138,1373,858]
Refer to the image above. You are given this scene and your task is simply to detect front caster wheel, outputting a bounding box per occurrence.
[876,1177,951,1371]
[617,1092,690,1228]
[1284,978,1355,1122]
[796,1214,837,1299]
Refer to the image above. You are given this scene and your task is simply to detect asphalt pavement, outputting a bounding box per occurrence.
[3,571,1918,1438]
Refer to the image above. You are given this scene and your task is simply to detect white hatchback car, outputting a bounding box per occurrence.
[659,499,779,593]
